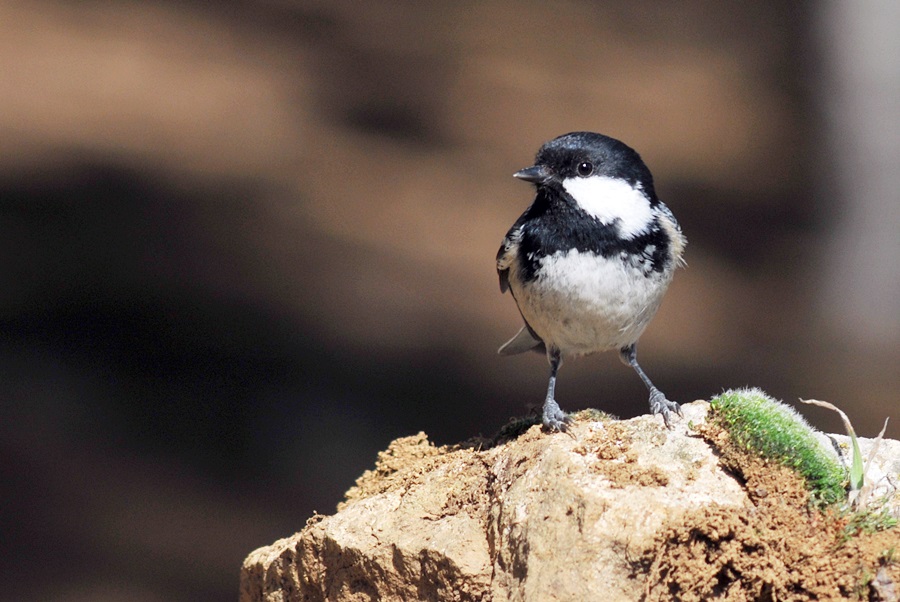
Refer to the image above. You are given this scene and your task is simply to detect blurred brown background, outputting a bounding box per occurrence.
[1,1,898,600]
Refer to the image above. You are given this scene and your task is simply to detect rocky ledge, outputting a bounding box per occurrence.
[240,401,900,601]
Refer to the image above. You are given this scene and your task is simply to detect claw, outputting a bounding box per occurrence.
[649,388,681,429]
[542,398,572,432]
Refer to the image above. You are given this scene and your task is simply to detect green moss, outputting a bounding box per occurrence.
[843,507,899,539]
[709,388,847,506]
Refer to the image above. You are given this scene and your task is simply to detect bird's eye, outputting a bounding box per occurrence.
[576,161,593,177]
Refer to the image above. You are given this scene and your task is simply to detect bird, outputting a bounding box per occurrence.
[496,131,686,431]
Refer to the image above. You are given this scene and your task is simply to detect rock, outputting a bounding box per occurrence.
[240,401,749,601]
[240,400,900,601]
[816,428,900,508]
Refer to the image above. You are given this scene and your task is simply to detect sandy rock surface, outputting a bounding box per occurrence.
[241,400,900,601]
[241,402,750,601]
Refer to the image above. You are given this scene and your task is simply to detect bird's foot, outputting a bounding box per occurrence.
[649,388,682,430]
[542,397,572,432]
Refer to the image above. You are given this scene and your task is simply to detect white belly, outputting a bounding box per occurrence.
[511,249,672,356]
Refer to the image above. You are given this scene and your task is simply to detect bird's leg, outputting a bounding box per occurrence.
[619,344,681,429]
[542,347,571,432]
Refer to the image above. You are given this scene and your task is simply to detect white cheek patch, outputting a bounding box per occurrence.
[562,175,653,238]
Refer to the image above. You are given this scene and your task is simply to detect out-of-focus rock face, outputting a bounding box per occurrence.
[240,402,749,601]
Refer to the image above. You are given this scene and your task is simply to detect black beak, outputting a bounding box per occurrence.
[513,164,551,184]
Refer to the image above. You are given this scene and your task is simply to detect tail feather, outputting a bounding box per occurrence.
[498,325,544,355]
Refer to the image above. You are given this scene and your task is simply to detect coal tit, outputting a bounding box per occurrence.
[497,132,686,431]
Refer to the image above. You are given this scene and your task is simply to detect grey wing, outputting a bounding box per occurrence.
[496,220,544,354]
[496,225,544,355]
[655,200,687,267]
[496,225,522,293]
